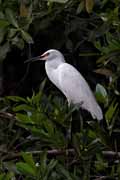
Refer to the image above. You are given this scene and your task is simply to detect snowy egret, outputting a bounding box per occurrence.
[26,49,103,121]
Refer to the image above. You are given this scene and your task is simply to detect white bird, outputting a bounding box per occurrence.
[27,49,103,121]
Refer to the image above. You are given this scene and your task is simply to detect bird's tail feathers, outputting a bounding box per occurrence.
[91,104,103,121]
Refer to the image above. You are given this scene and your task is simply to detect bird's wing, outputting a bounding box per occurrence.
[58,63,103,120]
[58,63,94,104]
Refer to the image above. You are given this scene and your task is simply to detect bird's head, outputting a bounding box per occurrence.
[40,49,64,61]
[25,49,65,63]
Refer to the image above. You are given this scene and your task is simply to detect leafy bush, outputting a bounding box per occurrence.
[0,0,120,179]
[0,80,119,179]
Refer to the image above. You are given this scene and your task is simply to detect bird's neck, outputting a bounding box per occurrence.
[45,57,65,69]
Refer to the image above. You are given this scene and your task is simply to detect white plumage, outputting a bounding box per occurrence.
[33,49,103,121]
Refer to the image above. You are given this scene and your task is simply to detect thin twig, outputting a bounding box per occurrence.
[91,175,115,180]
[102,151,120,158]
[1,149,75,161]
[0,112,16,120]
[1,147,120,161]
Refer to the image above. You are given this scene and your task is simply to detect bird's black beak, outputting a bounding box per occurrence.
[24,56,41,63]
[24,52,49,63]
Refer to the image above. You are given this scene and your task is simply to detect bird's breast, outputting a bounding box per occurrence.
[45,63,61,90]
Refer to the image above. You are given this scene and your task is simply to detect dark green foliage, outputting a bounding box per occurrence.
[0,0,33,61]
[0,81,119,179]
[0,0,120,179]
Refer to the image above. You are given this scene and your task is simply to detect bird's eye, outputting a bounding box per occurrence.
[40,52,50,58]
[44,52,50,57]
[47,52,50,56]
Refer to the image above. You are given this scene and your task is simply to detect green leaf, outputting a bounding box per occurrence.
[89,122,111,148]
[39,78,47,92]
[85,0,94,14]
[3,162,18,173]
[6,96,27,103]
[117,164,120,178]
[0,28,7,44]
[21,30,34,44]
[21,152,36,170]
[0,19,9,28]
[0,172,15,180]
[5,8,19,28]
[105,100,118,126]
[40,152,47,172]
[0,12,4,19]
[47,159,58,175]
[11,36,25,49]
[48,0,68,3]
[0,42,10,61]
[76,1,84,14]
[16,162,36,176]
[5,172,15,180]
[13,104,33,112]
[8,28,18,38]
[16,113,33,123]
[20,2,30,17]
[57,164,73,180]
[43,119,54,135]
[95,155,108,171]
[0,174,5,180]
[86,138,101,158]
[31,90,43,107]
[95,84,108,105]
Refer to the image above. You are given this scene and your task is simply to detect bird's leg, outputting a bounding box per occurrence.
[78,101,84,130]
[79,109,84,131]
[66,100,73,141]
[65,102,77,167]
[65,100,72,168]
